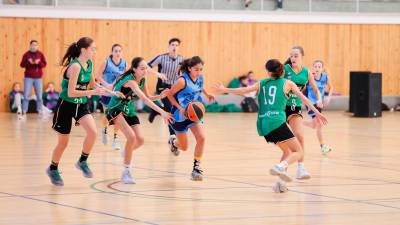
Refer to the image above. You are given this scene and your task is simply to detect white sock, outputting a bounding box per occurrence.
[277,160,288,169]
[298,162,304,168]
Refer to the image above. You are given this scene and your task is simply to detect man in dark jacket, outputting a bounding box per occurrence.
[20,40,47,117]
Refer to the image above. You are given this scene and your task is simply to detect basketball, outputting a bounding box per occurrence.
[185,102,205,122]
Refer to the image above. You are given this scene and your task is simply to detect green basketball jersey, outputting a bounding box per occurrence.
[284,64,309,107]
[257,78,288,136]
[106,74,145,117]
[59,58,93,104]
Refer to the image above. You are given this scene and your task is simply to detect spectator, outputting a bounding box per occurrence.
[247,70,258,85]
[277,0,283,9]
[239,75,257,98]
[43,82,59,112]
[9,82,24,119]
[20,40,47,119]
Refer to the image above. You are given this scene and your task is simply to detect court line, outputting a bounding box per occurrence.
[97,162,400,210]
[0,191,159,225]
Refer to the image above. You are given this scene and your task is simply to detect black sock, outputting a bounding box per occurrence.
[103,127,107,134]
[49,161,58,171]
[114,133,117,139]
[79,152,89,163]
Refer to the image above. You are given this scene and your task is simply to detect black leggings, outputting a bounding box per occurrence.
[150,79,175,135]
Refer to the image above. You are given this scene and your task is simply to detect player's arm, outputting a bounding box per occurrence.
[67,63,105,97]
[202,88,216,102]
[125,80,172,122]
[325,74,334,106]
[308,71,323,108]
[213,82,260,95]
[286,80,327,125]
[142,81,169,101]
[166,77,186,112]
[95,60,112,89]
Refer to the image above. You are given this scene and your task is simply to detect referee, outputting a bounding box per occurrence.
[148,38,184,154]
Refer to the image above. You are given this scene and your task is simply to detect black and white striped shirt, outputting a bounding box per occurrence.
[148,53,184,85]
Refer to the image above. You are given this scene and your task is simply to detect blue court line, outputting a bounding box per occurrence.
[0,191,158,225]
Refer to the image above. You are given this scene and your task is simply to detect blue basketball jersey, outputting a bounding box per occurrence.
[103,56,126,95]
[307,73,328,104]
[172,73,204,122]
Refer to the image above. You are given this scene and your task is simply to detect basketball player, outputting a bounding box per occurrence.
[213,59,328,191]
[283,46,323,180]
[303,60,333,154]
[46,37,124,186]
[96,44,127,150]
[166,56,215,181]
[106,57,173,184]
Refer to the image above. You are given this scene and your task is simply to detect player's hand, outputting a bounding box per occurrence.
[92,87,106,96]
[317,99,324,109]
[113,91,125,99]
[161,111,174,124]
[179,107,186,116]
[212,82,226,94]
[315,113,328,126]
[158,73,168,81]
[160,89,170,99]
[207,94,216,102]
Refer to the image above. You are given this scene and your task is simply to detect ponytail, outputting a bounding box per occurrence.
[113,57,144,88]
[60,37,94,67]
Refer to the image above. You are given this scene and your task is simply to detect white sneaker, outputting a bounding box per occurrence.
[121,169,136,184]
[270,164,292,182]
[296,166,311,180]
[112,137,121,150]
[168,135,179,156]
[17,113,24,120]
[272,180,288,193]
[102,129,109,145]
[321,144,332,155]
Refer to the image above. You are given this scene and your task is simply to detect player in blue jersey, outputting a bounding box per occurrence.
[166,56,215,181]
[96,44,127,150]
[304,60,333,155]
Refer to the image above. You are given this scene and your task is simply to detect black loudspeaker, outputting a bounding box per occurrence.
[349,71,382,117]
[349,71,370,113]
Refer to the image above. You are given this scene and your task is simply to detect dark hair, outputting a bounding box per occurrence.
[30,40,38,45]
[238,75,248,82]
[180,56,204,74]
[247,70,254,75]
[60,37,94,67]
[114,57,144,88]
[111,43,122,52]
[284,46,305,66]
[313,59,324,66]
[265,59,284,79]
[169,38,181,45]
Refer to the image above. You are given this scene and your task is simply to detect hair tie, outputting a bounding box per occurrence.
[75,43,78,48]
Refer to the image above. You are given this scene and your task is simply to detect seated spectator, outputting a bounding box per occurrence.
[247,70,257,86]
[239,75,257,98]
[43,82,59,112]
[9,82,24,117]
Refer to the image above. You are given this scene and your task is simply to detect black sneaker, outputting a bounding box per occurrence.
[46,167,64,186]
[191,160,203,181]
[75,161,93,178]
[148,110,159,123]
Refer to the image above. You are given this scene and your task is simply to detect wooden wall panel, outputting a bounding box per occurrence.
[0,17,399,112]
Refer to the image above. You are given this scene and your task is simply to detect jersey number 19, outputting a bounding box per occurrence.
[262,86,277,105]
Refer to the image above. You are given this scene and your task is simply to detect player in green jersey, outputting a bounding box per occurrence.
[106,57,173,184]
[283,46,323,180]
[46,37,123,186]
[213,59,327,192]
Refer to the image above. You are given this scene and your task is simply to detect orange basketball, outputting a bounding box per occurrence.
[185,102,205,122]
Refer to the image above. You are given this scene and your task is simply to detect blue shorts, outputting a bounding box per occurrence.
[307,104,322,118]
[100,96,111,107]
[171,119,200,133]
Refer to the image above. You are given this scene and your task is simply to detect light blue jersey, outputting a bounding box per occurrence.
[102,56,126,96]
[307,73,328,104]
[171,72,204,122]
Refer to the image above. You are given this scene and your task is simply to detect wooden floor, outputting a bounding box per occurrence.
[0,111,400,225]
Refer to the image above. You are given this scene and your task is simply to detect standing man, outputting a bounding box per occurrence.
[20,40,47,118]
[148,38,184,156]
